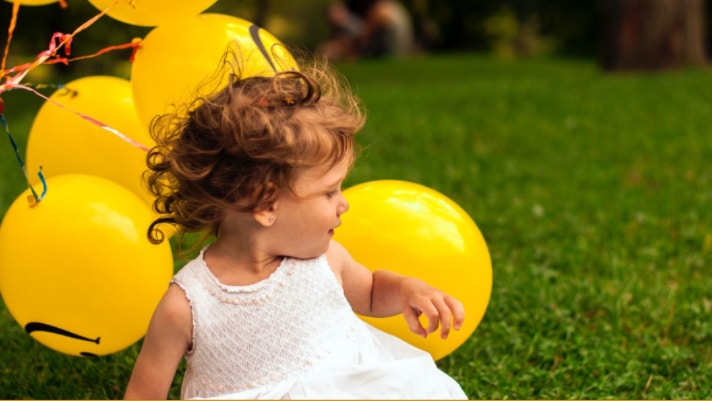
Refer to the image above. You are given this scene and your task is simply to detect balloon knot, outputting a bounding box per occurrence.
[26,194,38,208]
[129,38,142,62]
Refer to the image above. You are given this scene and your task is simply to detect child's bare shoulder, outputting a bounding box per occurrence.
[152,284,192,333]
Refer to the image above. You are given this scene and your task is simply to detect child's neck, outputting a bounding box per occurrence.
[203,238,284,286]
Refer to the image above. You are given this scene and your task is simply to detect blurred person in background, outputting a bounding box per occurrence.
[319,0,415,61]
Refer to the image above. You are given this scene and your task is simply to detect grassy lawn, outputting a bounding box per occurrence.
[1,54,711,399]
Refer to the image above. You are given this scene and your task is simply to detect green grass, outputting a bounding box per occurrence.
[2,54,712,399]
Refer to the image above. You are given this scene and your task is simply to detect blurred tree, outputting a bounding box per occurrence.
[401,0,600,57]
[600,0,708,70]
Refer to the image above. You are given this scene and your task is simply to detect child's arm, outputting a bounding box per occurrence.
[124,284,192,399]
[327,240,465,339]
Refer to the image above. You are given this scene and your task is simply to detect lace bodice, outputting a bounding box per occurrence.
[172,249,371,399]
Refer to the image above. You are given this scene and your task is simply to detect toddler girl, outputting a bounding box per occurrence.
[124,55,467,399]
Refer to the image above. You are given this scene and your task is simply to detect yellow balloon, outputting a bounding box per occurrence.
[0,174,173,357]
[333,180,493,361]
[131,13,298,129]
[2,0,58,6]
[87,0,218,27]
[26,75,155,208]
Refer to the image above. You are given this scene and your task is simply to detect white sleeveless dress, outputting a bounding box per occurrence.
[172,247,467,400]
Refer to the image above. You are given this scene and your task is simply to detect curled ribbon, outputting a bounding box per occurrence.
[1,0,147,205]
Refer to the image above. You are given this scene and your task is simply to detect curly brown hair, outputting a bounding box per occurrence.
[144,54,365,247]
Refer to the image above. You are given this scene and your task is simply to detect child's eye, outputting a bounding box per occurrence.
[326,187,341,198]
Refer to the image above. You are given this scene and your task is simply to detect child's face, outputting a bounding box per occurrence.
[272,157,351,259]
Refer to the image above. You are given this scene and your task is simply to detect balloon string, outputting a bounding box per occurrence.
[0,0,146,206]
[0,0,122,90]
[0,104,47,206]
[0,0,147,155]
[1,2,20,74]
[1,38,140,79]
[66,39,142,64]
[9,83,150,152]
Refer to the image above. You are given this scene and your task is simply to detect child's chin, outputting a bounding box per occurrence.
[288,238,331,260]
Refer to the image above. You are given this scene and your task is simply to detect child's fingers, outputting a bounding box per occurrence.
[431,297,453,339]
[417,301,441,335]
[428,294,466,339]
[444,295,466,330]
[402,306,427,338]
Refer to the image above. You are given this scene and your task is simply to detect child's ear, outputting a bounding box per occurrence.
[253,207,276,227]
[253,183,278,227]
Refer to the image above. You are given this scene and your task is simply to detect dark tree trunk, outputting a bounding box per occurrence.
[600,0,708,71]
[254,0,271,28]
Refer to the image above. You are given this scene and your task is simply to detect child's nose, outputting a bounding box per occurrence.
[338,194,349,215]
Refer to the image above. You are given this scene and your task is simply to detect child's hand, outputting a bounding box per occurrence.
[400,277,465,339]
